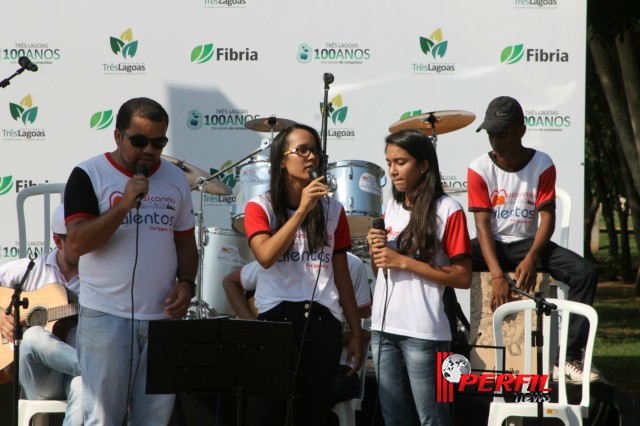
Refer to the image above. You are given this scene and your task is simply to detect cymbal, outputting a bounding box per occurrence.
[245,116,297,132]
[388,110,476,136]
[162,155,232,195]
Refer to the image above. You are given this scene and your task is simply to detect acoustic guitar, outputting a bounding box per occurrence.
[0,283,79,383]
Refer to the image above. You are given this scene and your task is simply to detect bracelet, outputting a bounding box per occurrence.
[178,277,196,298]
[491,275,504,281]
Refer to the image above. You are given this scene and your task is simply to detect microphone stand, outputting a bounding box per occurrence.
[0,66,26,89]
[4,254,37,426]
[319,73,334,176]
[508,280,557,426]
[188,138,272,320]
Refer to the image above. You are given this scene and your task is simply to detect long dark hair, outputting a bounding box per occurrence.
[269,123,325,252]
[386,129,445,261]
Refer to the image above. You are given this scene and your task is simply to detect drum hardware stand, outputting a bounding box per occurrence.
[188,138,272,319]
[424,112,439,150]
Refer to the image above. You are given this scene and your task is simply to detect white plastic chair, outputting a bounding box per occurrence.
[555,186,572,250]
[15,183,68,425]
[332,341,370,426]
[18,400,67,426]
[488,299,598,426]
[16,183,65,258]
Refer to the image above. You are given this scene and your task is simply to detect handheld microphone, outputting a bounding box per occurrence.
[371,218,388,280]
[135,166,148,209]
[308,167,329,204]
[18,57,38,72]
[323,72,334,85]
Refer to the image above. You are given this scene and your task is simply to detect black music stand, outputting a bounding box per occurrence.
[147,318,295,426]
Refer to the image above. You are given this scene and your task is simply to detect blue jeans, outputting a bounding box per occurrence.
[371,332,451,426]
[78,307,174,426]
[19,326,82,426]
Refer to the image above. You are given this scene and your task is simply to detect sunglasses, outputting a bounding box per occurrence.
[119,129,169,149]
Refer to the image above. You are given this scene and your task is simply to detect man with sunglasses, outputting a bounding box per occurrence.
[64,97,198,425]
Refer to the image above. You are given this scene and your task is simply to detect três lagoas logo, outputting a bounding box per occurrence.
[103,28,145,74]
[3,94,46,141]
[413,28,455,75]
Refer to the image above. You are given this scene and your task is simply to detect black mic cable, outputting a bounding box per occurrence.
[124,168,147,423]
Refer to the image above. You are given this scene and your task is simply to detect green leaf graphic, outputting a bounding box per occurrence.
[9,103,24,121]
[223,174,236,187]
[332,107,348,125]
[90,110,113,130]
[420,37,435,55]
[122,41,138,59]
[0,176,13,196]
[432,41,448,59]
[21,107,38,125]
[501,44,524,64]
[191,44,214,64]
[110,37,125,55]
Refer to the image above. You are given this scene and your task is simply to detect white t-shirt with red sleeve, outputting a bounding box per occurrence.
[370,195,471,341]
[467,150,556,243]
[243,194,352,320]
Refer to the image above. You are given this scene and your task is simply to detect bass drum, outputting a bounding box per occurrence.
[230,156,270,234]
[198,227,255,316]
[327,160,386,237]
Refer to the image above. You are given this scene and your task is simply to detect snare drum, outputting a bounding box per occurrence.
[230,156,270,234]
[327,160,386,237]
[198,227,255,316]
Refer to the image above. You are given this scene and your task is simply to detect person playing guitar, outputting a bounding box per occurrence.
[0,204,82,426]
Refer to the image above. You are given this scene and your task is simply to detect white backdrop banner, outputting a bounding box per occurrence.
[0,0,585,263]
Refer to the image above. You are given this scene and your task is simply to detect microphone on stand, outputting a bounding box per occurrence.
[371,218,388,280]
[309,167,330,204]
[18,57,38,72]
[135,166,148,209]
[323,72,334,86]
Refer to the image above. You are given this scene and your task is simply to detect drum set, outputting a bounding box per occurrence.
[164,110,475,319]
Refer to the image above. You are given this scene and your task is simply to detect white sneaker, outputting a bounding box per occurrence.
[553,360,600,383]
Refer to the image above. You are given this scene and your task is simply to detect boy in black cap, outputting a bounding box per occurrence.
[467,95,599,383]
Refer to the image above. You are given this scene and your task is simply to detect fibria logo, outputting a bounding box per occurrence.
[0,176,12,196]
[501,44,569,64]
[190,43,258,63]
[90,110,114,130]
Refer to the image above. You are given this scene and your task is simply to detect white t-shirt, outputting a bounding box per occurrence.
[467,150,556,243]
[371,195,471,341]
[240,252,371,365]
[243,193,352,320]
[65,153,195,319]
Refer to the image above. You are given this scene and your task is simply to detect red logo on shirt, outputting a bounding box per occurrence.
[110,191,124,207]
[490,190,507,207]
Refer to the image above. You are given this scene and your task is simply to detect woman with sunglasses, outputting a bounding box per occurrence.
[367,129,472,426]
[243,123,364,426]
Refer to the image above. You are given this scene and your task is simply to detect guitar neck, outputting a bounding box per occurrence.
[47,303,79,321]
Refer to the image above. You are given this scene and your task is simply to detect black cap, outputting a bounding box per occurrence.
[476,96,524,133]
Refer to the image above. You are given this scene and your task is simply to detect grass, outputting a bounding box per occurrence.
[592,282,640,394]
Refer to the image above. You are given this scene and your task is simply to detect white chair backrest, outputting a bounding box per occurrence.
[16,183,65,258]
[555,186,571,249]
[493,299,597,412]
